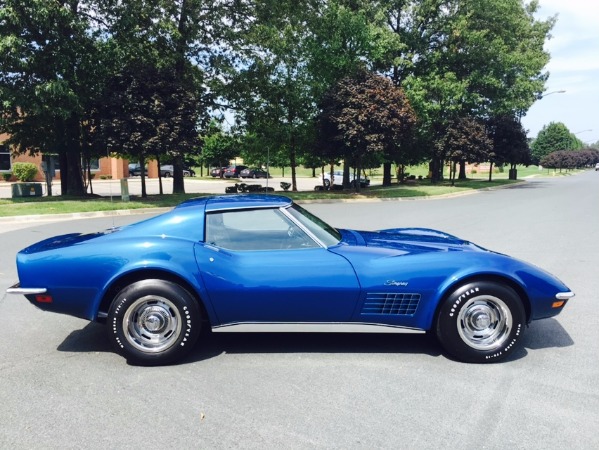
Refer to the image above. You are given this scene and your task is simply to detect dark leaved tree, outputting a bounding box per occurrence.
[316,70,416,191]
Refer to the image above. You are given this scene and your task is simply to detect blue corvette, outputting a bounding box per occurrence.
[8,194,573,365]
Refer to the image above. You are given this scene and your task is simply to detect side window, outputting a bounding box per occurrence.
[205,209,318,251]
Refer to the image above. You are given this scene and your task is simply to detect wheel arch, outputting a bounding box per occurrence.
[97,269,210,325]
[432,274,532,326]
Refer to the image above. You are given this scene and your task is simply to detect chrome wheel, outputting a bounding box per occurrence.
[457,295,512,351]
[123,296,183,353]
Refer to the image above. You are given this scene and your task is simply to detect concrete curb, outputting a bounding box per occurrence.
[1,207,172,224]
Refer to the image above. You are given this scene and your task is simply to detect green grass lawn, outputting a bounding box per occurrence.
[0,165,582,218]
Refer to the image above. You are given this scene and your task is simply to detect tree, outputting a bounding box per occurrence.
[540,149,599,171]
[435,116,492,185]
[96,63,200,197]
[97,0,229,194]
[376,0,554,181]
[531,122,579,164]
[487,114,530,180]
[200,121,239,169]
[316,70,417,191]
[0,0,103,196]
[225,1,318,191]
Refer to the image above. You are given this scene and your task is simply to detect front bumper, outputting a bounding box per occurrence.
[555,291,575,301]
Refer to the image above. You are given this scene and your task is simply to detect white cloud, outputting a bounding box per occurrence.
[521,0,599,143]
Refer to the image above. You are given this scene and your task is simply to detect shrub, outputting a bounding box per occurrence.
[2,173,12,181]
[12,162,39,182]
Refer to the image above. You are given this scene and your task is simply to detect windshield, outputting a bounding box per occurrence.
[285,204,341,247]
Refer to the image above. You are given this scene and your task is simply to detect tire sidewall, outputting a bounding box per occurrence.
[436,281,525,363]
[107,279,201,365]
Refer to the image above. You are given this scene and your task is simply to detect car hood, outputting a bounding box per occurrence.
[338,228,487,255]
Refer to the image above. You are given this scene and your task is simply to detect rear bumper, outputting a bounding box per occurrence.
[6,282,47,295]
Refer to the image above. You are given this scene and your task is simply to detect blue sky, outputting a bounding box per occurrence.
[520,0,599,144]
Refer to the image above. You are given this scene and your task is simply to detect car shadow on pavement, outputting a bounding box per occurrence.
[57,322,113,353]
[56,317,573,365]
[185,331,443,363]
[521,318,574,350]
[56,322,443,362]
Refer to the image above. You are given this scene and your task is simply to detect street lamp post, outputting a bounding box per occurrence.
[537,89,566,99]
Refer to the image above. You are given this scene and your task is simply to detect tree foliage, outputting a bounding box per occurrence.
[95,62,200,197]
[487,114,530,179]
[531,122,581,164]
[0,0,558,197]
[199,121,240,169]
[317,70,417,191]
[435,116,492,185]
[540,149,599,171]
[0,0,101,195]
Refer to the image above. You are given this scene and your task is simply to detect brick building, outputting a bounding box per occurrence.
[0,133,159,181]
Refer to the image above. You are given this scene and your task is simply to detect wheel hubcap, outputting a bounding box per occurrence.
[457,295,512,351]
[123,296,182,353]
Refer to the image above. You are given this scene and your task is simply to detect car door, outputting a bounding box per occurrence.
[195,208,360,325]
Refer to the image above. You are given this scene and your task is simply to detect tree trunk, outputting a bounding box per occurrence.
[171,0,190,195]
[382,162,392,186]
[450,161,457,186]
[354,165,361,192]
[140,154,147,198]
[173,154,185,194]
[343,164,351,189]
[430,158,441,183]
[458,161,467,179]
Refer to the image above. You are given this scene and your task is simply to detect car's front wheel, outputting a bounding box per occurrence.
[436,281,525,363]
[107,279,201,365]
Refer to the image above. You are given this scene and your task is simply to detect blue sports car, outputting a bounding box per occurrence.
[8,195,573,365]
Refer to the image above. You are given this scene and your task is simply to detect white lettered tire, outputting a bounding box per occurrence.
[436,281,526,363]
[107,279,201,365]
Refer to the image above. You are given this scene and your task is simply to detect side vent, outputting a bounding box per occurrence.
[362,293,421,316]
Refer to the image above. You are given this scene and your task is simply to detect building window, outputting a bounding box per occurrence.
[87,158,99,171]
[0,144,10,171]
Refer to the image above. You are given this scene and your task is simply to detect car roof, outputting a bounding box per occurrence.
[176,194,292,212]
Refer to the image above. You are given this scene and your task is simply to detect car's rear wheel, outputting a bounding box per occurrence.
[107,279,201,366]
[436,281,525,363]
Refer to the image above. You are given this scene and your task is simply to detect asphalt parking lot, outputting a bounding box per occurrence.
[0,174,322,199]
[1,171,598,449]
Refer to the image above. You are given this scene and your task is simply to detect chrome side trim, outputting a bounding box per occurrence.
[555,291,575,300]
[6,283,47,295]
[212,322,425,334]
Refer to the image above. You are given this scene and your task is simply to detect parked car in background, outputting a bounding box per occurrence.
[160,165,195,177]
[322,171,370,188]
[128,163,147,177]
[211,167,227,178]
[223,165,248,178]
[240,167,270,179]
[595,163,599,171]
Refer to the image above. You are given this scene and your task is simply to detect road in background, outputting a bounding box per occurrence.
[0,175,322,199]
[1,171,598,448]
